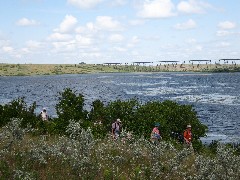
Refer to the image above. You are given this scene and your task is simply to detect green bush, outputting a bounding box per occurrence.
[122,100,207,143]
[54,88,88,134]
[87,94,207,151]
[0,97,38,128]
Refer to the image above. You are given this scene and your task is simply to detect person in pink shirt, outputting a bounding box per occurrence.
[112,118,122,139]
[151,122,161,144]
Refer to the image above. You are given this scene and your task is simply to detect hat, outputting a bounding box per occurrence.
[116,118,121,122]
[187,124,191,128]
[155,122,160,127]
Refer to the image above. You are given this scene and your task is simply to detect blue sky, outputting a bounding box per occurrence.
[0,0,239,64]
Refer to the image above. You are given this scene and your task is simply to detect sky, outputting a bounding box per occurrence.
[0,0,239,64]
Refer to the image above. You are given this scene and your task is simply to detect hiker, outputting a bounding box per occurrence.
[183,124,193,148]
[151,122,161,144]
[171,131,184,143]
[40,108,48,121]
[112,118,122,139]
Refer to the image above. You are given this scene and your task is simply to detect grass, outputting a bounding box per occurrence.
[0,63,240,76]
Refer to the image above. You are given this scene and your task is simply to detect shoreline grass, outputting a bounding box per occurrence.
[0,63,240,76]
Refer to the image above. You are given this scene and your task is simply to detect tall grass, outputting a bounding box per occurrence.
[1,119,240,179]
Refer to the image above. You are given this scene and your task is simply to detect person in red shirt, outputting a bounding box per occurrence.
[184,124,192,148]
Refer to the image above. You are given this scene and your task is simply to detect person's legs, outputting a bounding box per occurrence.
[114,132,120,139]
[151,137,159,145]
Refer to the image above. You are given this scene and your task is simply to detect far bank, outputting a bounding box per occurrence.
[1,63,240,76]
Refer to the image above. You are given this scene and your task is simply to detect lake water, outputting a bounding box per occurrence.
[0,72,240,144]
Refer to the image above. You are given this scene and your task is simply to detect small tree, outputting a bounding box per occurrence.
[88,99,106,123]
[105,99,139,127]
[88,99,108,138]
[0,97,38,128]
[55,88,88,133]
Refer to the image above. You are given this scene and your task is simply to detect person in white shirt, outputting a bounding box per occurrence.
[40,108,48,121]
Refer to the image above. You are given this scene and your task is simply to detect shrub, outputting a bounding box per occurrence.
[54,88,88,134]
[0,97,38,128]
[87,94,207,151]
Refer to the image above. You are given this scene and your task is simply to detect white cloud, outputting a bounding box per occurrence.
[113,46,127,52]
[216,30,231,37]
[67,0,103,9]
[217,42,230,48]
[2,46,14,53]
[129,19,145,26]
[95,16,124,31]
[110,0,127,6]
[14,54,22,59]
[21,48,30,53]
[75,35,93,46]
[75,26,85,34]
[0,39,10,47]
[127,36,140,48]
[174,19,197,30]
[73,17,125,51]
[45,15,79,53]
[186,38,197,44]
[137,0,176,18]
[195,45,203,51]
[75,22,98,34]
[108,34,124,43]
[86,22,96,31]
[82,52,102,58]
[51,41,76,52]
[218,21,236,30]
[16,18,39,26]
[21,40,42,54]
[54,15,78,33]
[75,16,123,34]
[177,0,211,14]
[26,40,41,49]
[47,33,72,41]
[131,50,139,56]
[131,36,140,43]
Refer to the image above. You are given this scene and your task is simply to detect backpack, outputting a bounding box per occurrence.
[111,122,120,133]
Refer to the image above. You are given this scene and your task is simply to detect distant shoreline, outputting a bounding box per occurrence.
[0,63,240,76]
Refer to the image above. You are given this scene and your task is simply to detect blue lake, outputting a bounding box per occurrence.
[0,72,240,144]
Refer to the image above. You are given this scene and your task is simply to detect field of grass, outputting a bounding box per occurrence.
[0,64,120,76]
[0,63,240,76]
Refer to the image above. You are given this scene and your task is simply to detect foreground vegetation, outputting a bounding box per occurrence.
[1,119,240,179]
[1,88,240,179]
[1,63,240,76]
